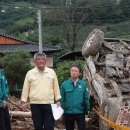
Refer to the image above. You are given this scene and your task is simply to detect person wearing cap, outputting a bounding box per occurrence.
[0,64,11,130]
[21,52,61,130]
[60,64,90,130]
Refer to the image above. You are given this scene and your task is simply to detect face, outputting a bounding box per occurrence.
[70,66,80,79]
[34,56,46,70]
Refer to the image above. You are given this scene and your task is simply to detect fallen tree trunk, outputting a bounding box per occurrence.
[9,111,31,118]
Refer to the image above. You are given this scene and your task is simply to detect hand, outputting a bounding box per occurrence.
[21,101,28,112]
[87,111,91,117]
[88,111,90,115]
[2,100,7,108]
[56,101,61,107]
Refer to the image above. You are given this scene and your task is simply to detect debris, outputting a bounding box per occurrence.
[82,29,130,130]
[9,96,34,130]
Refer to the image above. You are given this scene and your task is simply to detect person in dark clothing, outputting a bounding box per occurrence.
[60,64,90,130]
[4,106,11,130]
[0,64,11,130]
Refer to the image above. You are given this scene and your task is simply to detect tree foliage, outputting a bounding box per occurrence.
[1,51,32,90]
[9,17,36,33]
[0,0,130,52]
[55,60,84,85]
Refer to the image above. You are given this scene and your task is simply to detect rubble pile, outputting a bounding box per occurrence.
[82,29,130,130]
[9,96,99,130]
[9,96,66,130]
[9,96,34,130]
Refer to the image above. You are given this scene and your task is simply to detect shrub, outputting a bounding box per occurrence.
[1,51,32,90]
[55,60,84,86]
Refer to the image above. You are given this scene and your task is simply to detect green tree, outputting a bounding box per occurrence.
[9,17,36,33]
[1,51,32,90]
[55,60,84,85]
[54,6,85,51]
[119,0,130,18]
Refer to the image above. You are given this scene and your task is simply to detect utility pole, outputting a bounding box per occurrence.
[38,10,43,53]
[65,0,72,7]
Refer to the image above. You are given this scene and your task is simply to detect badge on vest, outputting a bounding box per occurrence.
[78,85,81,88]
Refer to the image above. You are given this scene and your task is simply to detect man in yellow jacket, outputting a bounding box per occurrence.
[21,52,61,130]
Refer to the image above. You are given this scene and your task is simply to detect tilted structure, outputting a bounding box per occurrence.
[82,29,130,130]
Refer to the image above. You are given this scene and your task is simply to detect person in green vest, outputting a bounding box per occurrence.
[0,64,11,130]
[60,64,90,130]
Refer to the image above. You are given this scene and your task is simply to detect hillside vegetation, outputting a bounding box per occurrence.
[0,0,130,52]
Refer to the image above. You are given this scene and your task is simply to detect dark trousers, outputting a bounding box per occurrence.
[0,107,6,130]
[30,104,55,130]
[64,113,86,130]
[4,107,11,130]
[0,107,11,130]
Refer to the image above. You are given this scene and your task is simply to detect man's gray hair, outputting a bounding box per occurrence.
[34,52,47,60]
